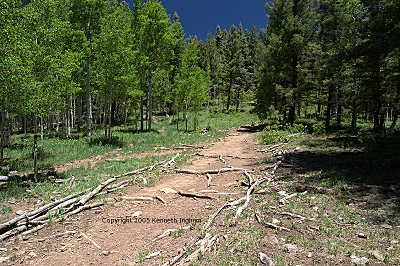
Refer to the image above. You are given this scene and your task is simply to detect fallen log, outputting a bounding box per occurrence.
[79,178,117,205]
[0,192,82,233]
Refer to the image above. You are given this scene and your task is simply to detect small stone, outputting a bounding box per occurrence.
[307,252,312,258]
[102,250,110,256]
[272,218,280,224]
[28,251,37,258]
[358,233,367,239]
[0,257,10,263]
[391,239,399,244]
[350,255,369,265]
[132,211,142,217]
[268,235,279,246]
[259,252,275,266]
[285,244,298,254]
[369,250,384,261]
[15,210,24,215]
[381,223,393,229]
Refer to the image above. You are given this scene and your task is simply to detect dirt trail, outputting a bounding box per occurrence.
[1,126,263,266]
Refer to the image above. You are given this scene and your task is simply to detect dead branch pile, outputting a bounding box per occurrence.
[0,153,180,241]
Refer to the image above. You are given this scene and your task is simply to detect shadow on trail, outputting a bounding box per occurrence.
[237,124,266,132]
[287,134,400,224]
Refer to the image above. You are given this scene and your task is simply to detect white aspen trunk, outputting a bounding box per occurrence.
[47,113,52,136]
[56,113,60,132]
[86,60,92,137]
[33,115,38,182]
[40,116,44,140]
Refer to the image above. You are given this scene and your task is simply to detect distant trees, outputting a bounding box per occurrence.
[255,0,400,131]
[1,0,400,170]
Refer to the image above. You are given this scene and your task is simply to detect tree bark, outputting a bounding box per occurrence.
[350,99,357,129]
[0,109,4,166]
[33,115,38,183]
[325,86,334,130]
[147,70,153,132]
[86,59,92,137]
[390,108,398,129]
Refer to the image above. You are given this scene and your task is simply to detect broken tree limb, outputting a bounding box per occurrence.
[155,196,166,204]
[202,202,229,233]
[279,191,308,204]
[51,231,77,238]
[280,211,307,220]
[219,155,227,164]
[165,153,180,167]
[152,225,191,242]
[206,173,212,187]
[231,178,271,226]
[0,192,82,233]
[175,167,245,175]
[65,202,103,217]
[270,148,297,175]
[79,178,117,206]
[255,212,291,232]
[167,235,201,266]
[178,191,214,199]
[67,175,75,190]
[81,232,101,249]
[179,143,204,149]
[244,171,253,185]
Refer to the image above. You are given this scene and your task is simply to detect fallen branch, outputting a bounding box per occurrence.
[294,184,339,195]
[65,202,103,217]
[219,155,227,164]
[181,233,217,263]
[231,178,271,226]
[66,175,75,190]
[167,235,200,266]
[79,178,117,206]
[0,192,82,234]
[176,167,245,175]
[81,233,101,249]
[258,143,285,153]
[202,202,229,233]
[0,154,180,240]
[178,191,214,199]
[271,148,297,175]
[51,231,77,238]
[165,153,180,167]
[155,196,166,204]
[152,226,191,242]
[279,191,308,204]
[280,211,307,220]
[206,173,212,187]
[244,171,253,185]
[255,212,291,232]
[179,143,204,149]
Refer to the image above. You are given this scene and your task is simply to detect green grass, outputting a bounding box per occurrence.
[0,108,258,203]
[198,127,400,265]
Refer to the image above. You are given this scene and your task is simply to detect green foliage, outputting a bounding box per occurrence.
[259,128,287,145]
[312,122,326,136]
[264,105,281,128]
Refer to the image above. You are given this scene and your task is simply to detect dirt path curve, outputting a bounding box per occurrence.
[4,126,263,266]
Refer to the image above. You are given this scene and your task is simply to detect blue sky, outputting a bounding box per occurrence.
[126,0,268,41]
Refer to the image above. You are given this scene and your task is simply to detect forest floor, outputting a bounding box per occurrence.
[1,124,400,265]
